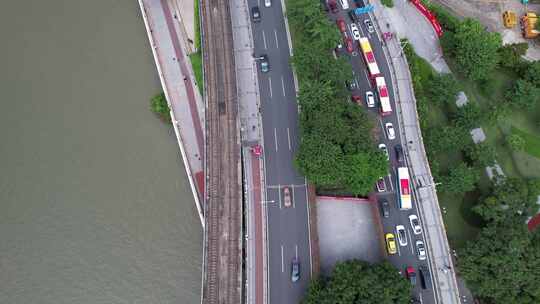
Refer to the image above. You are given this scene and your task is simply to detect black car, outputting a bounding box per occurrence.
[348,9,360,22]
[419,265,432,289]
[394,144,404,163]
[251,6,261,22]
[353,0,364,8]
[345,79,357,91]
[291,258,300,282]
[379,199,390,218]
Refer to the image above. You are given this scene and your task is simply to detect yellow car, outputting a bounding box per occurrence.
[385,233,397,255]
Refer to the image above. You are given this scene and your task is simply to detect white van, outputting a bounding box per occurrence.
[340,0,349,10]
[265,0,271,7]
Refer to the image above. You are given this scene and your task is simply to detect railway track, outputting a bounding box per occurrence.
[200,0,242,302]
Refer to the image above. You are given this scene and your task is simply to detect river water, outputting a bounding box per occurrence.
[0,1,202,303]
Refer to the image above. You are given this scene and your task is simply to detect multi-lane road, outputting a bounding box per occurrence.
[248,0,438,303]
[248,0,311,303]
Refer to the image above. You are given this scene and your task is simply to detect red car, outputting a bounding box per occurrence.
[336,18,347,33]
[406,266,417,286]
[343,36,353,53]
[351,95,361,105]
[251,144,263,157]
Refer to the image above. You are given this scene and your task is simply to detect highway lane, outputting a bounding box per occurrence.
[248,0,312,303]
[327,3,437,303]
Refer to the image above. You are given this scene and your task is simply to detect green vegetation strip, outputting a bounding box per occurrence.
[287,0,387,195]
[190,0,203,95]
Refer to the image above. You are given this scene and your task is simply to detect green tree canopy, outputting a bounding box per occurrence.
[460,218,540,304]
[438,162,479,193]
[507,133,526,151]
[455,102,483,130]
[507,79,540,109]
[150,92,170,122]
[453,19,502,81]
[427,73,460,105]
[464,142,497,167]
[302,260,412,304]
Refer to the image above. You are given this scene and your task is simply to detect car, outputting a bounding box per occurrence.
[353,0,364,8]
[379,199,390,218]
[394,144,404,163]
[378,143,389,160]
[416,240,427,260]
[385,233,397,254]
[339,0,349,10]
[343,36,354,53]
[364,19,375,33]
[349,23,361,40]
[283,186,292,207]
[328,0,339,13]
[259,54,269,73]
[409,214,422,234]
[345,79,357,91]
[406,266,417,285]
[291,257,300,282]
[365,91,375,107]
[336,18,347,33]
[351,95,362,105]
[265,0,271,7]
[376,177,386,192]
[251,6,261,22]
[348,10,360,22]
[419,265,432,289]
[396,225,407,247]
[385,122,395,140]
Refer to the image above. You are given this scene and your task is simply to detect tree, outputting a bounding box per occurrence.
[453,19,502,81]
[498,43,528,70]
[523,60,540,86]
[426,126,470,154]
[427,73,460,105]
[465,142,497,167]
[507,133,526,151]
[460,218,540,304]
[454,102,483,130]
[302,260,411,304]
[438,162,479,193]
[507,79,540,109]
[150,92,170,121]
[341,152,388,196]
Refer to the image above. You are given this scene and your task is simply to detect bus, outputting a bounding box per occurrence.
[397,167,412,210]
[375,77,392,116]
[358,37,381,79]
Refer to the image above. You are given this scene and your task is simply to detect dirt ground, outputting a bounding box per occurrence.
[432,0,540,60]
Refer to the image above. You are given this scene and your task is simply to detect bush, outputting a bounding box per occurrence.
[498,43,528,71]
[150,92,170,122]
[426,2,461,32]
[381,0,394,8]
[427,73,460,105]
[506,134,525,151]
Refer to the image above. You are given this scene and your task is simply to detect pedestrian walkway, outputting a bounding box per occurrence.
[137,0,206,225]
[370,1,461,303]
[229,0,267,303]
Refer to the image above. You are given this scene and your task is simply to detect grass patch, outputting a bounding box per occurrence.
[189,52,203,95]
[511,126,540,159]
[381,0,394,8]
[194,0,201,51]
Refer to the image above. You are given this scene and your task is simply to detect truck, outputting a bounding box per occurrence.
[521,12,539,39]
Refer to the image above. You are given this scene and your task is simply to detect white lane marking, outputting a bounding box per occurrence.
[379,118,385,139]
[281,245,284,272]
[388,173,394,192]
[274,29,279,49]
[262,30,267,49]
[304,178,313,277]
[291,184,295,208]
[295,245,298,258]
[258,0,261,7]
[419,293,423,304]
[408,227,414,255]
[268,77,273,98]
[363,69,370,85]
[281,76,286,96]
[397,240,401,256]
[287,128,292,151]
[274,128,278,152]
[278,184,282,209]
[354,77,359,89]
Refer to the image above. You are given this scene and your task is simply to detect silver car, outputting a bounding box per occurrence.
[416,240,427,260]
[396,225,407,247]
[409,214,422,235]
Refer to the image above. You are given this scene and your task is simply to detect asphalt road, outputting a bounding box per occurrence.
[327,3,438,303]
[248,0,312,303]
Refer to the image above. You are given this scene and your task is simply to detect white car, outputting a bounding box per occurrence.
[396,225,407,247]
[364,19,375,33]
[378,143,389,160]
[349,23,361,41]
[365,91,375,107]
[265,0,271,7]
[409,214,422,235]
[385,122,395,140]
[340,0,349,10]
[416,240,427,260]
